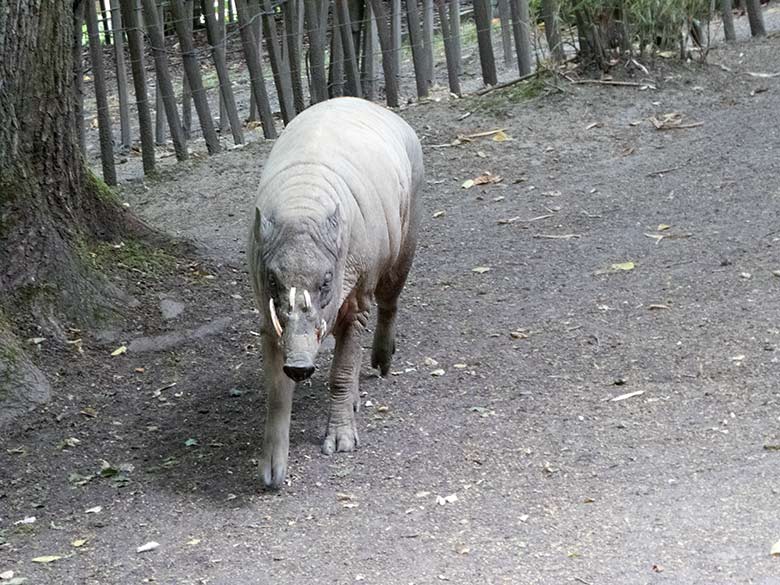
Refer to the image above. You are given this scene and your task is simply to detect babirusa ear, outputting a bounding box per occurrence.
[326,201,341,234]
[254,208,273,244]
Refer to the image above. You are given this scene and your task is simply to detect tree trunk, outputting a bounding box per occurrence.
[142,0,188,159]
[283,0,306,113]
[120,0,156,174]
[337,0,362,97]
[109,0,132,149]
[473,0,498,86]
[305,0,329,103]
[744,0,766,37]
[361,2,376,101]
[1,1,165,422]
[329,6,345,97]
[498,0,514,66]
[423,0,435,89]
[368,0,400,107]
[170,0,221,154]
[201,0,245,145]
[449,0,462,75]
[216,0,227,131]
[73,2,86,154]
[435,0,461,96]
[391,0,402,85]
[153,1,166,145]
[86,0,118,184]
[235,0,277,138]
[262,0,296,123]
[721,0,736,41]
[406,0,429,98]
[182,0,195,139]
[541,0,565,62]
[509,0,532,76]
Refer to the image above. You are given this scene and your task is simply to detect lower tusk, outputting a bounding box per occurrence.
[289,286,296,311]
[269,298,283,337]
[320,319,327,338]
[303,289,311,310]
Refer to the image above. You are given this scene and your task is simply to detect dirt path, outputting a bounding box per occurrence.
[3,35,780,585]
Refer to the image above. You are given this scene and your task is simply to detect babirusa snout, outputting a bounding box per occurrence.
[283,351,316,382]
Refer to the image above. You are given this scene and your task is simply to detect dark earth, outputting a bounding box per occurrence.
[2,12,780,585]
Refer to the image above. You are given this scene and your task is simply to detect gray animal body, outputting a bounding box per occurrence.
[247,97,424,489]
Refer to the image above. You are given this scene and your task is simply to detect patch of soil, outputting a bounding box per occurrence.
[3,34,780,585]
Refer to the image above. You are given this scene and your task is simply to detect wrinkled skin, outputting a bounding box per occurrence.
[247,97,424,489]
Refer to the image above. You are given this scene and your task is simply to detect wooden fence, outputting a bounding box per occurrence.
[78,0,545,183]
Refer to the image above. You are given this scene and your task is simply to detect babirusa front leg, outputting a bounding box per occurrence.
[261,333,296,489]
[322,310,369,454]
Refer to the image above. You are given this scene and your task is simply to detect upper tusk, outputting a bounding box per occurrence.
[320,319,327,338]
[303,289,311,310]
[289,286,296,311]
[269,298,283,337]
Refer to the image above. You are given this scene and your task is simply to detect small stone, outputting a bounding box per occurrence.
[160,299,185,320]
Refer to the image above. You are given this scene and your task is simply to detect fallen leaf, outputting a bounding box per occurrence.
[431,369,445,377]
[611,261,635,271]
[110,345,127,356]
[747,71,780,78]
[610,390,644,402]
[13,517,35,526]
[585,122,602,130]
[59,437,81,449]
[657,224,671,231]
[184,438,198,447]
[472,266,491,274]
[469,406,495,417]
[436,494,458,505]
[461,179,475,189]
[771,540,780,556]
[492,130,511,142]
[415,491,431,498]
[0,571,13,580]
[647,304,670,310]
[27,337,46,345]
[534,233,580,240]
[336,492,356,501]
[85,506,102,514]
[69,472,95,486]
[136,541,159,553]
[71,539,88,548]
[432,210,446,218]
[31,556,61,564]
[80,407,97,418]
[510,330,528,339]
[6,579,26,585]
[473,172,503,186]
[187,539,201,546]
[423,357,439,367]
